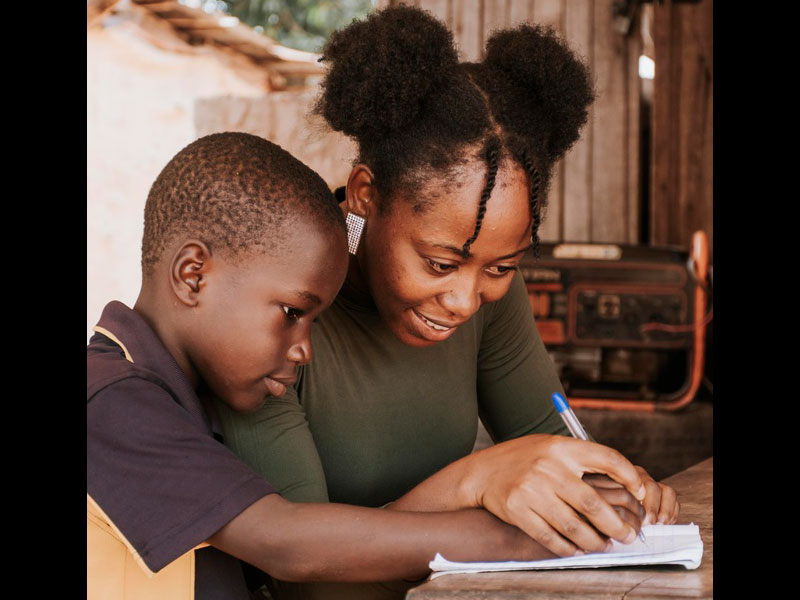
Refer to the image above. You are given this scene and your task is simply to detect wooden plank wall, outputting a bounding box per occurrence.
[380,0,643,245]
[651,0,713,256]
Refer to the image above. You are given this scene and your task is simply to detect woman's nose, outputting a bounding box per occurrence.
[438,276,481,319]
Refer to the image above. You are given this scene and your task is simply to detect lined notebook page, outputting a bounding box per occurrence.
[429,524,703,579]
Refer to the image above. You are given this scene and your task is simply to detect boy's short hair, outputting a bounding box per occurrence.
[141,132,345,276]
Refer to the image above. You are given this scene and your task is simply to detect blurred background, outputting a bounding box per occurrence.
[87,0,712,478]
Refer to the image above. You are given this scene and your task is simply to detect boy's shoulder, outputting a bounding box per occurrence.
[88,332,138,398]
[87,302,277,590]
[87,324,174,405]
[87,301,199,416]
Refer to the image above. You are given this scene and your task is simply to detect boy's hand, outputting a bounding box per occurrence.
[584,476,645,537]
[584,468,680,526]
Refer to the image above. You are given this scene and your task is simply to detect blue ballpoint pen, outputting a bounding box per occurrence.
[552,392,646,544]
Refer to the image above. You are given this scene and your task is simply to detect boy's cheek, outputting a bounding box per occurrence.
[217,385,269,413]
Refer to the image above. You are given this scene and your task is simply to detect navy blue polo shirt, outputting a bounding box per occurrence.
[87,301,277,600]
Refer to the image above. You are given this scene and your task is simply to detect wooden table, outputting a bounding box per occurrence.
[407,457,713,599]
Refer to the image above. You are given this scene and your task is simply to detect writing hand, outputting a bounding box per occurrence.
[462,434,646,556]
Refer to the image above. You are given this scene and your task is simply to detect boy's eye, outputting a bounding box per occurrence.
[282,306,303,320]
[426,258,457,274]
[485,265,515,277]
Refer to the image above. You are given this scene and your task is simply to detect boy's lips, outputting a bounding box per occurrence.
[263,375,296,398]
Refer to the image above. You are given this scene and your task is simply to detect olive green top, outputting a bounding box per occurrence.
[215,269,568,507]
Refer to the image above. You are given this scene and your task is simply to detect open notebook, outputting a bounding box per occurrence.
[429,524,703,579]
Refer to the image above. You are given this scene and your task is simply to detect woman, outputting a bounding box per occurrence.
[216,6,677,598]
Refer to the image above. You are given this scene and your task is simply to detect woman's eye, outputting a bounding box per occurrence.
[427,259,457,274]
[486,265,514,276]
[282,306,303,320]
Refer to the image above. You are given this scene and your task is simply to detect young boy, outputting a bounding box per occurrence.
[87,132,558,600]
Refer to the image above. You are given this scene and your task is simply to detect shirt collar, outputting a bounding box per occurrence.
[92,301,216,433]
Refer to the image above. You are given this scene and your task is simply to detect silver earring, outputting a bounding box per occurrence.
[345,212,365,255]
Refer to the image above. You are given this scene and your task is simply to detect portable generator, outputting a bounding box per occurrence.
[520,231,710,411]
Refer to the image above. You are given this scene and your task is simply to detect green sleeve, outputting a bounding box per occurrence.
[214,382,330,503]
[476,269,570,442]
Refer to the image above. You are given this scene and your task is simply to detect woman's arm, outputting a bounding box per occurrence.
[390,434,646,555]
[211,382,564,584]
[475,270,569,442]
[391,272,676,555]
[214,386,330,503]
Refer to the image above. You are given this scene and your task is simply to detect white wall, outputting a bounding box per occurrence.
[87,7,358,342]
[87,8,273,340]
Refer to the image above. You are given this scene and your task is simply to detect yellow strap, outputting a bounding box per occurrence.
[93,325,134,363]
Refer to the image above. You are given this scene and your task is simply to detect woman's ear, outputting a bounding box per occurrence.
[169,240,213,307]
[345,164,378,219]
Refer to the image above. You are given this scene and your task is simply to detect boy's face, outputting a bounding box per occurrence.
[187,224,348,412]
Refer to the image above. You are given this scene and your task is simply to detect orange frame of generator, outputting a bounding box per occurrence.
[564,230,709,412]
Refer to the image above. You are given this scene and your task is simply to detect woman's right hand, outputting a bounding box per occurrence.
[459,434,647,556]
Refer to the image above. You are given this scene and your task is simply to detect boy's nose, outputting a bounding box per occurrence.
[287,335,312,366]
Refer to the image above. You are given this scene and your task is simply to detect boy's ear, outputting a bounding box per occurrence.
[345,164,378,219]
[170,240,213,307]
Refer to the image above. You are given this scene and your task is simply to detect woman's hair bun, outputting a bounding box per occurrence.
[315,6,460,140]
[482,24,595,162]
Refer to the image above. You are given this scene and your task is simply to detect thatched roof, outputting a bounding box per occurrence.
[87,0,325,90]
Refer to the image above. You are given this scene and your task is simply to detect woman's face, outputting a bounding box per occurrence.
[359,161,533,347]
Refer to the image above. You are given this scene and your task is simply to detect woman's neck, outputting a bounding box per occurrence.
[345,252,368,292]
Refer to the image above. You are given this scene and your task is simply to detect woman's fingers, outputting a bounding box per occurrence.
[634,467,660,525]
[509,504,580,557]
[472,436,679,556]
[508,486,643,555]
[656,483,680,524]
[557,482,639,546]
[612,505,644,535]
[542,500,615,553]
[569,441,646,503]
[586,466,681,526]
[489,478,615,555]
[582,473,624,489]
[593,486,646,523]
[630,466,678,525]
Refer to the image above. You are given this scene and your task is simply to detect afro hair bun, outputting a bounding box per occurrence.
[315,6,460,140]
[482,24,595,162]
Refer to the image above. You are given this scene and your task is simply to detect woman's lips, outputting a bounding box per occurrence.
[410,309,459,342]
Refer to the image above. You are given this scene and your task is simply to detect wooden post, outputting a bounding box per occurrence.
[651,0,713,255]
[532,0,566,243]
[563,0,594,242]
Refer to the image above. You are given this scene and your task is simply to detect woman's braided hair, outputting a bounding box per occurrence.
[461,138,499,256]
[315,5,595,257]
